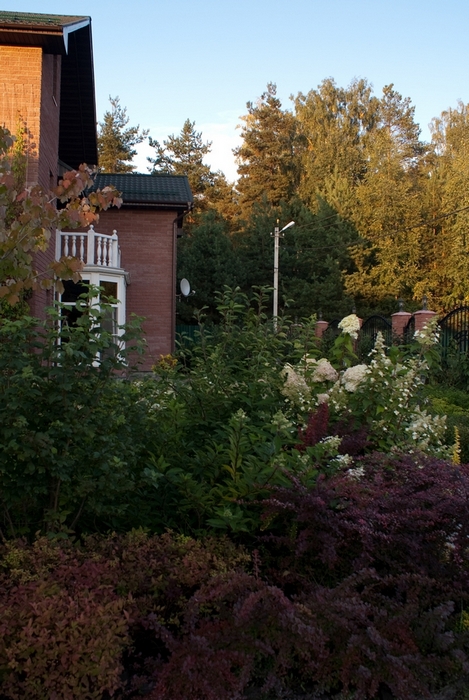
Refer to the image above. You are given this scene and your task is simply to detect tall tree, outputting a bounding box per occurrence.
[345,85,428,305]
[417,102,469,310]
[97,96,148,173]
[294,78,378,214]
[235,198,359,321]
[148,119,215,193]
[234,83,298,220]
[177,210,243,321]
[148,119,234,222]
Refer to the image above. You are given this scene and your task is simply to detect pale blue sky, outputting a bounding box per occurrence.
[13,0,469,179]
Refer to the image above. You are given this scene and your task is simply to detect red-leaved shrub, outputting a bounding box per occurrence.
[2,454,469,699]
[257,452,469,698]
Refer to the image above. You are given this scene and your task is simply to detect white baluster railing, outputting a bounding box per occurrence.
[57,226,122,269]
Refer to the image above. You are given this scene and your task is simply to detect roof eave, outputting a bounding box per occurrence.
[0,16,90,55]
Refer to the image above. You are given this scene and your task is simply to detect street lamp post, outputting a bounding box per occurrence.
[272,220,295,330]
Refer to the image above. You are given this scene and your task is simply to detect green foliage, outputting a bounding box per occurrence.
[132,287,321,536]
[148,118,214,191]
[420,102,469,309]
[0,287,145,537]
[345,84,428,305]
[284,318,449,458]
[97,95,148,173]
[424,385,469,463]
[234,198,359,321]
[235,82,299,220]
[177,210,244,322]
[0,126,122,304]
[295,77,378,209]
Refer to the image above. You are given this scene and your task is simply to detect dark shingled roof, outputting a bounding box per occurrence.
[94,173,194,208]
[0,10,89,31]
[0,11,97,168]
[0,11,88,28]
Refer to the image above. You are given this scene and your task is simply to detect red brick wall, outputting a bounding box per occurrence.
[0,46,42,186]
[0,46,61,318]
[95,207,177,370]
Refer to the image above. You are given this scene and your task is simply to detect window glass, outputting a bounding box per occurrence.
[100,281,118,302]
[61,280,89,327]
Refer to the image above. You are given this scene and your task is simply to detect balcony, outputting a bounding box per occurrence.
[56,225,122,269]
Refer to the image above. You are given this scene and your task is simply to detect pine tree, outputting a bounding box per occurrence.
[148,119,236,223]
[235,198,358,320]
[97,96,148,173]
[177,210,243,321]
[148,119,215,194]
[234,83,298,220]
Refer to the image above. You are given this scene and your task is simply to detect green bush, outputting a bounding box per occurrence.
[423,385,469,463]
[131,287,321,536]
[0,288,146,538]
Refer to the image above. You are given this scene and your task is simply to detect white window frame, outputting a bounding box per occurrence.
[59,270,127,358]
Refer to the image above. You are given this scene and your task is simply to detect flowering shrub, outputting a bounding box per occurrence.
[337,312,361,339]
[309,357,339,383]
[327,329,448,456]
[283,319,450,461]
[339,362,368,392]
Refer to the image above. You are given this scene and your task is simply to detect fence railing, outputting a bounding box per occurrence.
[56,225,121,268]
[439,306,469,356]
[316,305,469,358]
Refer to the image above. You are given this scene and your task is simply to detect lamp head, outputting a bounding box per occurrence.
[280,220,295,233]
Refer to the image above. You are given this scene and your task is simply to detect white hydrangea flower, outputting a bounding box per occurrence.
[338,313,361,340]
[302,353,318,366]
[405,406,447,453]
[320,435,342,449]
[341,364,368,392]
[271,410,293,433]
[281,363,310,403]
[333,454,353,467]
[312,358,339,383]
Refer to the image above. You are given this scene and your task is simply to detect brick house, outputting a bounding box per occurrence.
[0,11,193,369]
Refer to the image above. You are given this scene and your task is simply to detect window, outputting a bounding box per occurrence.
[61,279,89,327]
[60,275,126,357]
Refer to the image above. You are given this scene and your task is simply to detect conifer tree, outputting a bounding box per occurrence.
[97,96,148,173]
[148,119,215,193]
[149,119,236,223]
[294,78,378,212]
[177,210,243,321]
[234,83,298,220]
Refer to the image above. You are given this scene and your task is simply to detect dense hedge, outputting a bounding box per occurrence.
[1,452,469,699]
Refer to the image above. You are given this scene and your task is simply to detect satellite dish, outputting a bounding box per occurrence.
[180,278,191,297]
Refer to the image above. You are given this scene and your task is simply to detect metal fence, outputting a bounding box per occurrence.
[175,324,201,347]
[359,315,392,356]
[439,306,469,357]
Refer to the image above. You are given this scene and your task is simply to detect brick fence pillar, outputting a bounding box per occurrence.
[413,309,437,333]
[391,311,412,338]
[315,320,329,338]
